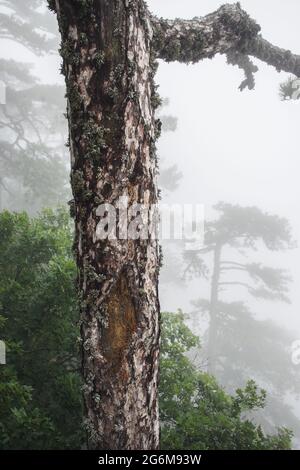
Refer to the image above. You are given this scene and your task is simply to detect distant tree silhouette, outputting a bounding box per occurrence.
[0,0,68,212]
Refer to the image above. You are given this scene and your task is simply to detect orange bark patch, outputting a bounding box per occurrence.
[103,275,137,371]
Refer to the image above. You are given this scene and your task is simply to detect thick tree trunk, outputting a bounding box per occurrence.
[49,0,300,451]
[50,0,160,450]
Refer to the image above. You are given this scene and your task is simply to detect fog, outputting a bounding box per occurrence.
[147,0,300,445]
[1,0,300,449]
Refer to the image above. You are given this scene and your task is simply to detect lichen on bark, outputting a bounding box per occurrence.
[151,3,300,90]
[49,0,300,451]
[51,0,160,450]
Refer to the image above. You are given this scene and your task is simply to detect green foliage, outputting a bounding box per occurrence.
[160,311,292,450]
[0,210,293,449]
[184,203,299,439]
[0,208,83,449]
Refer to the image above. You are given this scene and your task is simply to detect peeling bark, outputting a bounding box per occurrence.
[48,0,300,450]
[49,0,160,450]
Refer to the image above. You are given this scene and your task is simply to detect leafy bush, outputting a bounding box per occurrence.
[0,210,293,449]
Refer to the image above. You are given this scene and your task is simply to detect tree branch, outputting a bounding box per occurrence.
[219,281,253,290]
[220,266,246,272]
[221,261,246,267]
[151,3,300,90]
[245,36,300,76]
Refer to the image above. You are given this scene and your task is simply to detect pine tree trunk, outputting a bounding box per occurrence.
[51,0,160,450]
[49,0,300,451]
[208,244,222,375]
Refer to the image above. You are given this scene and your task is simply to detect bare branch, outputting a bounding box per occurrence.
[246,36,300,77]
[219,281,253,289]
[151,3,300,90]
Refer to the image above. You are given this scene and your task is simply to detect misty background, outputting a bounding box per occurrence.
[151,0,300,445]
[0,0,299,448]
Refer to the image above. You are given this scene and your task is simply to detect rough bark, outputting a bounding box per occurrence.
[49,0,160,450]
[151,3,300,90]
[48,0,300,450]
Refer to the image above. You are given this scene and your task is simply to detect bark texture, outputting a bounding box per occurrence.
[48,0,300,450]
[49,0,160,450]
[151,3,300,90]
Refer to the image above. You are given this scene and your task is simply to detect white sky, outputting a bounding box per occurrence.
[144,1,300,337]
[1,0,299,333]
[1,0,299,441]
